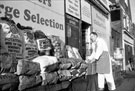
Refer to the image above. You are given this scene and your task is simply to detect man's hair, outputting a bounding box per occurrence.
[90,32,98,36]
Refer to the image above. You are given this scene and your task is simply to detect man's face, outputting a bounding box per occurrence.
[90,34,96,42]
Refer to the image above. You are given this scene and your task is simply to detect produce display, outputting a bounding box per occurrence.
[0,17,88,91]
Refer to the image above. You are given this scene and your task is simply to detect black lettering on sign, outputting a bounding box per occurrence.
[24,9,31,21]
[38,0,51,7]
[0,4,20,19]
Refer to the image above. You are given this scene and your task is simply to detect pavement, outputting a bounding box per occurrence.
[114,77,135,91]
[104,76,135,91]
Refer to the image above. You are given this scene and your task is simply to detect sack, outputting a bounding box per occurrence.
[40,72,58,85]
[16,59,40,75]
[45,62,60,73]
[0,17,24,60]
[18,75,42,91]
[17,23,38,60]
[0,17,24,73]
[0,53,12,73]
[96,51,110,74]
[58,70,72,81]
[32,56,58,73]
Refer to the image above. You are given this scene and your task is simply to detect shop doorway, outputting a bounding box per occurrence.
[125,44,133,65]
[81,21,91,60]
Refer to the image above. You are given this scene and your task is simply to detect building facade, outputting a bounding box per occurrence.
[0,0,111,59]
[109,0,134,70]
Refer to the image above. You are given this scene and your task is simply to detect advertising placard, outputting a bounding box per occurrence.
[81,0,91,24]
[92,6,110,47]
[66,0,80,19]
[0,0,65,42]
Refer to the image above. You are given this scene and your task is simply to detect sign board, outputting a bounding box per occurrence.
[66,0,80,19]
[92,6,110,47]
[81,0,91,24]
[0,0,65,42]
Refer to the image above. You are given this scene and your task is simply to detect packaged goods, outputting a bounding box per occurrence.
[40,72,58,85]
[59,63,72,70]
[0,52,12,73]
[0,17,24,59]
[17,23,38,60]
[0,73,19,91]
[32,55,58,73]
[66,45,77,58]
[57,70,72,81]
[58,58,84,69]
[16,59,41,75]
[18,75,42,91]
[0,73,19,85]
[72,47,82,60]
[45,62,60,73]
[0,17,24,72]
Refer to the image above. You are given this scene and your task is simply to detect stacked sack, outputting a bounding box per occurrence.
[32,55,60,86]
[0,17,22,91]
[58,58,88,81]
[16,24,42,91]
[0,17,88,91]
[57,45,88,82]
[17,23,38,60]
[16,59,42,91]
[0,17,24,73]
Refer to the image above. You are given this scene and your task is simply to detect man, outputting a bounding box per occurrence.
[89,32,116,91]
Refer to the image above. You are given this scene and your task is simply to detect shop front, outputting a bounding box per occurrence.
[123,31,134,70]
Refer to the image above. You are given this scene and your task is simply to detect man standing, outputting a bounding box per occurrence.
[90,32,116,91]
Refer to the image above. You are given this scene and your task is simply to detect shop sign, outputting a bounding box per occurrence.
[66,0,80,19]
[92,7,110,46]
[99,0,109,10]
[92,7,107,36]
[81,0,91,24]
[29,0,64,15]
[0,0,65,42]
[66,14,79,27]
[124,33,134,44]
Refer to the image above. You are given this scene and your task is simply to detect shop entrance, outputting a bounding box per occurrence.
[81,21,91,60]
[125,44,133,65]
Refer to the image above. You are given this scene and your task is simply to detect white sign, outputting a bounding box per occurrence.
[0,0,65,42]
[92,6,110,46]
[66,0,80,19]
[81,0,91,24]
[29,0,64,15]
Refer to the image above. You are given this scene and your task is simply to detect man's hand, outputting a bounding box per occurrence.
[90,58,96,63]
[85,58,96,63]
[85,59,91,63]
